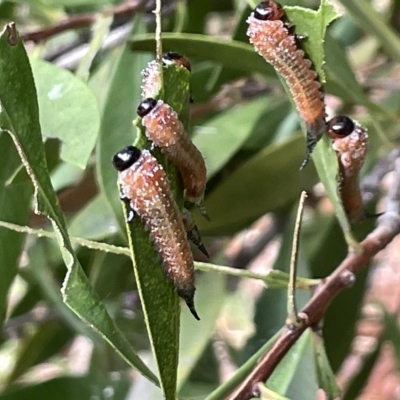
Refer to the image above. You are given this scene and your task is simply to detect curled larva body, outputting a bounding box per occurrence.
[112,146,200,320]
[327,116,368,224]
[137,98,207,209]
[247,1,325,167]
[141,52,191,99]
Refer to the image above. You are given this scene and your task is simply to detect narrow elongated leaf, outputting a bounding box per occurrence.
[192,97,277,179]
[0,23,157,385]
[124,60,192,400]
[96,19,151,232]
[75,14,113,81]
[205,331,281,400]
[324,33,390,119]
[267,331,312,394]
[0,127,32,323]
[130,33,275,76]
[338,0,400,61]
[68,194,118,240]
[310,331,341,399]
[0,377,95,400]
[259,385,290,400]
[198,135,318,236]
[6,321,72,384]
[178,272,226,389]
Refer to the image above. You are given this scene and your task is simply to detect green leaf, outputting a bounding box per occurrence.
[0,132,32,323]
[198,135,318,235]
[5,321,72,384]
[285,0,338,82]
[68,194,117,240]
[0,377,95,400]
[75,14,113,82]
[124,59,192,400]
[178,271,227,389]
[284,332,318,400]
[259,385,290,400]
[267,331,312,395]
[193,97,276,179]
[130,33,275,76]
[31,59,100,169]
[205,331,281,400]
[0,23,157,385]
[96,19,151,232]
[338,0,400,62]
[310,331,341,399]
[324,33,390,119]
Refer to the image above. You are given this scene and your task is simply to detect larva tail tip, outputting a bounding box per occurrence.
[301,124,324,170]
[198,243,210,258]
[179,289,200,320]
[365,211,385,220]
[187,302,201,321]
[184,296,200,320]
[299,152,310,170]
[198,205,210,221]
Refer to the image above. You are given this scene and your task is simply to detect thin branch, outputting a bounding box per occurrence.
[153,0,164,93]
[287,191,307,326]
[0,220,320,290]
[21,0,144,43]
[0,220,131,256]
[226,159,400,400]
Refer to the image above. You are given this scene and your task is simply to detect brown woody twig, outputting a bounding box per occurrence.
[21,0,143,43]
[227,158,400,400]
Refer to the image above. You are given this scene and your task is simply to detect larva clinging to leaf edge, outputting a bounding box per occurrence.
[112,146,200,320]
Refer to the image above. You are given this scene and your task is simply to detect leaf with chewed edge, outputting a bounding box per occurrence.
[0,23,157,385]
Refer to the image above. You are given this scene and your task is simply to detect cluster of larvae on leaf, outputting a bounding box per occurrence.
[112,53,208,321]
[248,0,369,223]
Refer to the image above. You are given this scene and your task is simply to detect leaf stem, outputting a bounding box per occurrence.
[153,0,164,93]
[287,190,307,326]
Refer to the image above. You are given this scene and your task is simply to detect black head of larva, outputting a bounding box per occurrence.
[253,1,284,21]
[162,52,192,72]
[137,97,157,118]
[326,116,355,139]
[112,146,142,172]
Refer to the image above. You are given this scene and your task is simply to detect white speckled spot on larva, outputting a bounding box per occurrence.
[116,148,200,320]
[327,116,368,224]
[141,54,191,100]
[247,1,326,167]
[140,100,207,207]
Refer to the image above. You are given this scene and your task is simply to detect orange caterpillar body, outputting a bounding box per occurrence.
[141,52,191,99]
[247,1,325,167]
[137,98,207,213]
[327,116,368,224]
[112,146,199,320]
